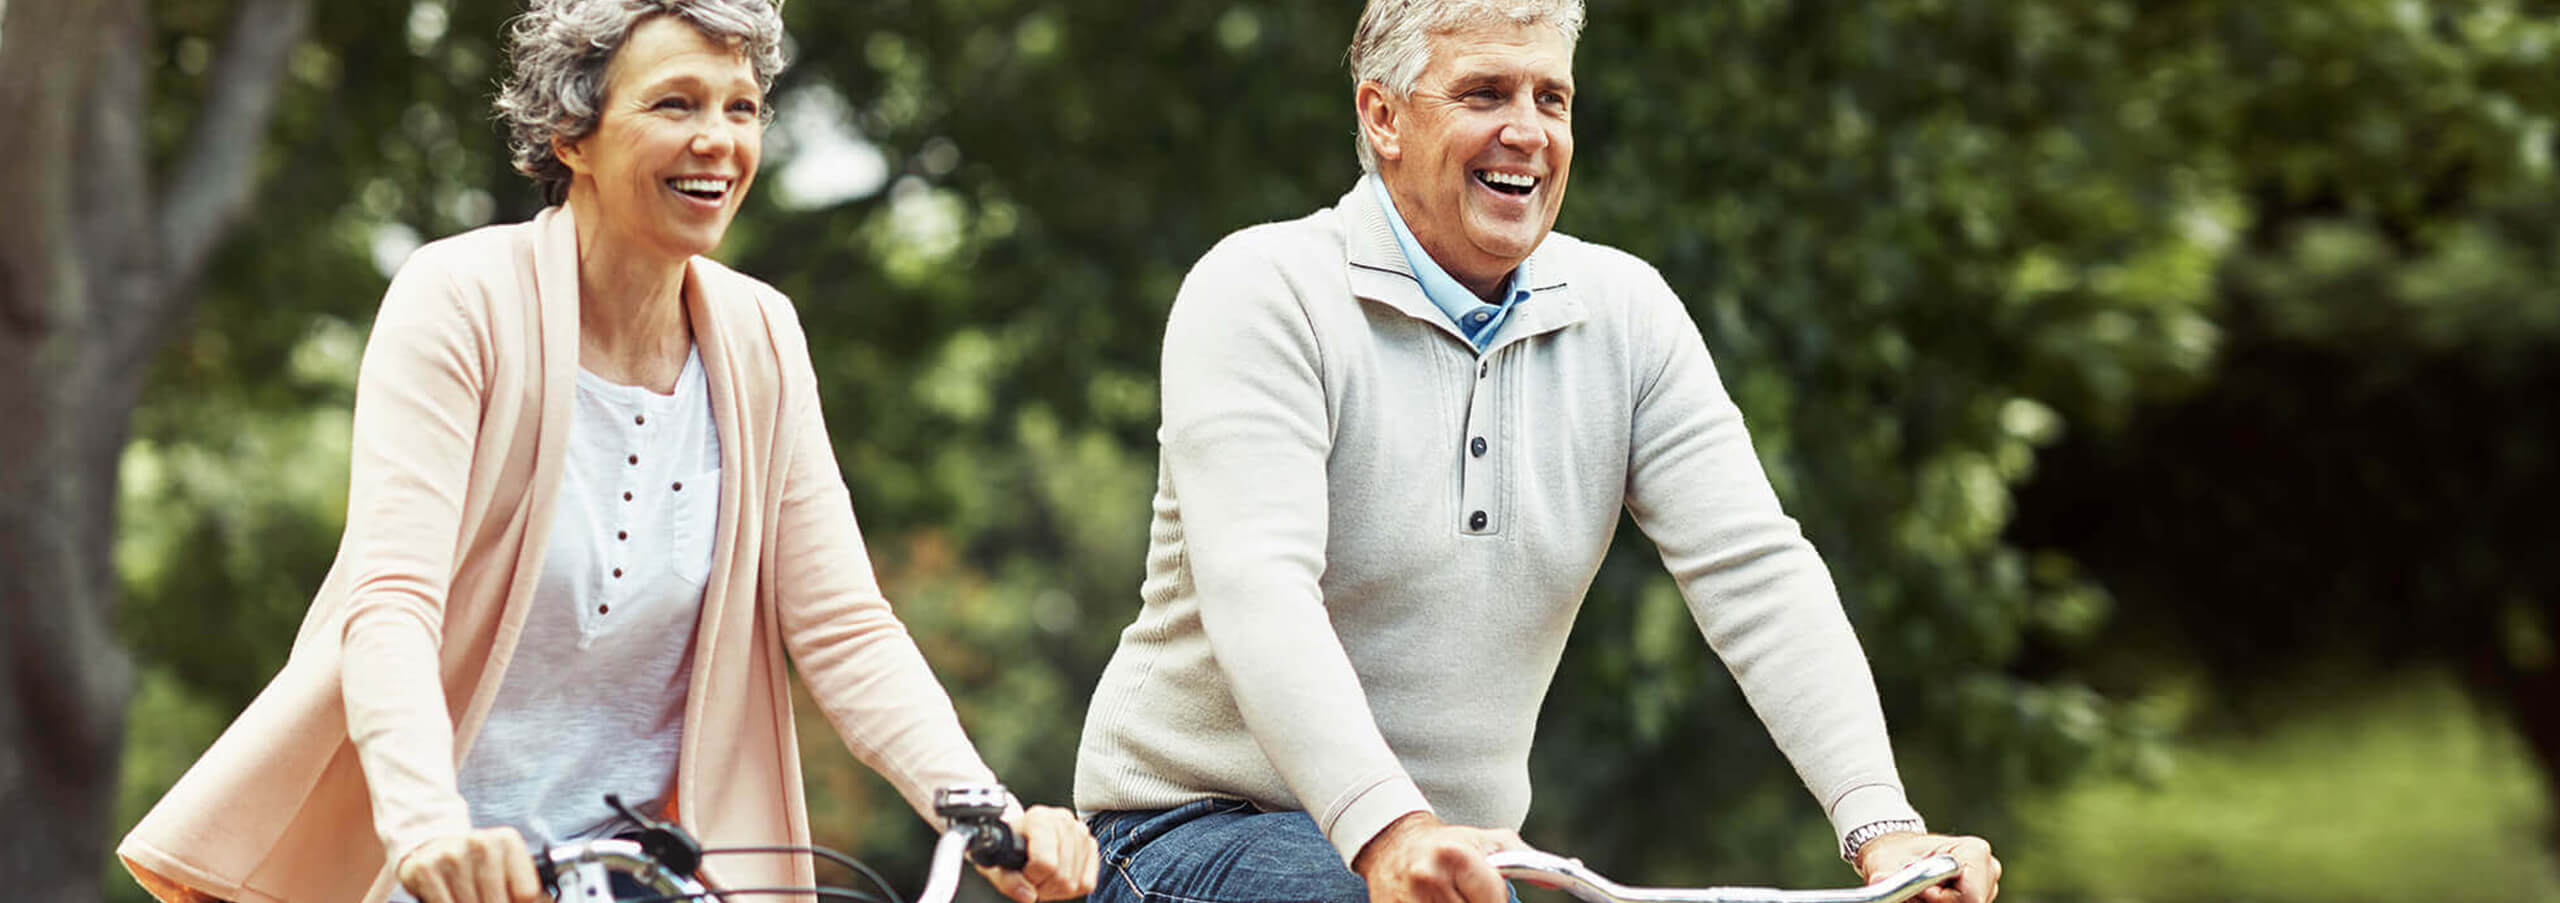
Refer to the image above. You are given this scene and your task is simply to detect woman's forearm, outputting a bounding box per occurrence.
[341,610,474,861]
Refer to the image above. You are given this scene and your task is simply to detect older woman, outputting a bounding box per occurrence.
[115,3,1097,902]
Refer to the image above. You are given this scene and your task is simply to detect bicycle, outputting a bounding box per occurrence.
[533,784,1028,903]
[531,783,1961,903]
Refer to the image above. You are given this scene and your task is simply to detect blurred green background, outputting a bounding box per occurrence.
[67,0,2560,901]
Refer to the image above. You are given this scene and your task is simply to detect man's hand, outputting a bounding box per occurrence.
[1352,811,1524,903]
[395,827,545,903]
[972,805,1100,903]
[1854,832,2000,903]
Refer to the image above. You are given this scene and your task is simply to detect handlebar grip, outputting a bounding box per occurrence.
[532,845,557,892]
[966,821,1029,871]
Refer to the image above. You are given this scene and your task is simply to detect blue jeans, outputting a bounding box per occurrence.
[1087,800,1519,903]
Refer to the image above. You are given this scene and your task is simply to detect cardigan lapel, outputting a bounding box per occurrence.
[675,255,754,826]
[454,203,585,755]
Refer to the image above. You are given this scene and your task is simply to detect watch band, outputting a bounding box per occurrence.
[1840,817,1929,865]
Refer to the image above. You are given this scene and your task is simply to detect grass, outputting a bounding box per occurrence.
[2002,670,2560,903]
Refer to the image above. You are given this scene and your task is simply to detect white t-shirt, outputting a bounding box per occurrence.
[454,347,722,844]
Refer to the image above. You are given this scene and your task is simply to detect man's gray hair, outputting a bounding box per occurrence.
[1347,0,1585,173]
[495,0,788,205]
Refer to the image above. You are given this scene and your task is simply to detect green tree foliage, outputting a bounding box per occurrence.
[2009,1,2560,848]
[104,0,2560,900]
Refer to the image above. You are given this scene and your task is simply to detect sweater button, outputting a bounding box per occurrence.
[1468,510,1488,530]
[1470,437,1487,457]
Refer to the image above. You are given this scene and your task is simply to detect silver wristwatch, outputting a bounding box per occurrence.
[1840,817,1929,865]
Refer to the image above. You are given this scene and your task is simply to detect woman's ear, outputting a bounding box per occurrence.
[553,132,589,177]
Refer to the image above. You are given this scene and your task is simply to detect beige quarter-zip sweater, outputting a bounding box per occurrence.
[1074,182,1922,864]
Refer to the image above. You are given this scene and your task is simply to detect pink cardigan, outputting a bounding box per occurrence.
[119,205,998,903]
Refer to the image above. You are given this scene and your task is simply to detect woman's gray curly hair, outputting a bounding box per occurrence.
[494,0,788,204]
[1346,0,1584,173]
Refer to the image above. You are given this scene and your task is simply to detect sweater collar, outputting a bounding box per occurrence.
[1338,180,1582,353]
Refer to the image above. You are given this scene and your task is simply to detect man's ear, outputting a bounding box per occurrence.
[1355,80,1402,164]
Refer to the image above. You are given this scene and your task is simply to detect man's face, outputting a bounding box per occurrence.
[1362,21,1575,298]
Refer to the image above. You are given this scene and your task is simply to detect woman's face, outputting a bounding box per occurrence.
[558,15,763,262]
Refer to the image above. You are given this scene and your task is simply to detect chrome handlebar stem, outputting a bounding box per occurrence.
[1487,851,1960,903]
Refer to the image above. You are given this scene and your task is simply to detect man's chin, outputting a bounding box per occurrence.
[1467,233,1545,265]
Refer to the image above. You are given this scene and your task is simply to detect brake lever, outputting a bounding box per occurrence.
[605,792,704,875]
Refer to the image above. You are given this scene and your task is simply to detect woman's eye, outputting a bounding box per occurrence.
[729,100,760,116]
[653,97,690,111]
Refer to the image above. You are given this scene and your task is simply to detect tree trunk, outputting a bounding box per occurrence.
[0,0,308,898]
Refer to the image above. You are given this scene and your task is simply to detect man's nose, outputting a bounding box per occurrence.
[1498,98,1549,153]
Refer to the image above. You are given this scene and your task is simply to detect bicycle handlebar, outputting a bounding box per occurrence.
[1487,850,1960,903]
[531,788,1954,903]
[533,786,1025,903]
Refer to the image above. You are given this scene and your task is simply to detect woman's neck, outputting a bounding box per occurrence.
[569,194,693,392]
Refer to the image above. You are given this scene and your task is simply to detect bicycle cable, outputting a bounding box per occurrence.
[613,886,887,903]
[695,845,905,903]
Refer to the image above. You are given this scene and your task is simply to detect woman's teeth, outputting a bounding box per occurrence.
[669,177,730,199]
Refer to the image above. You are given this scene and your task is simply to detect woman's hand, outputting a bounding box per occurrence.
[973,804,1100,902]
[396,827,546,903]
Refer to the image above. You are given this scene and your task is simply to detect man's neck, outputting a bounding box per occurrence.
[1375,174,1509,302]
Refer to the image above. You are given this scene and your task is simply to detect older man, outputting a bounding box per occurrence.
[1073,2,2001,903]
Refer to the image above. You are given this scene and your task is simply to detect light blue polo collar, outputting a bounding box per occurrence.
[1367,175,1532,348]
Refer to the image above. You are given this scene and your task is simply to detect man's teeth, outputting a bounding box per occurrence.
[670,177,730,195]
[1477,171,1536,190]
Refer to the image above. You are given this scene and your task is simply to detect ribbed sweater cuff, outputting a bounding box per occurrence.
[1825,783,1925,851]
[1322,776,1434,866]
